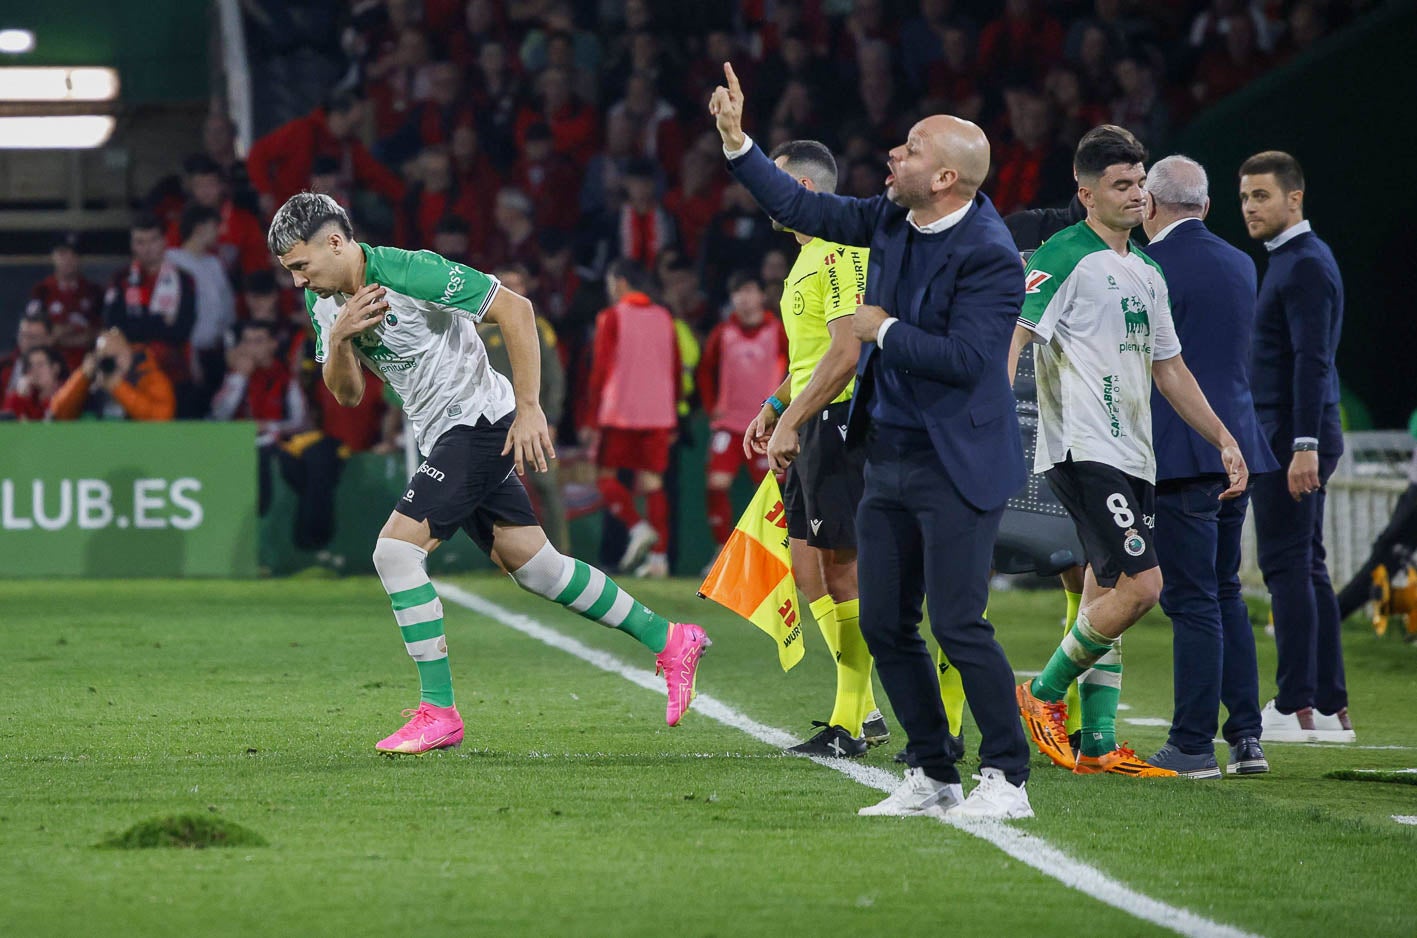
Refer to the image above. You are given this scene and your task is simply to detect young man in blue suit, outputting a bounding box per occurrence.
[710,63,1035,819]
[1240,150,1354,743]
[1141,155,1280,777]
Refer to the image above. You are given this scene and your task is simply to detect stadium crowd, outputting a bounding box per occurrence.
[0,0,1374,567]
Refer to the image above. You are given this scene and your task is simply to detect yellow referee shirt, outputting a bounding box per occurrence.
[782,238,869,403]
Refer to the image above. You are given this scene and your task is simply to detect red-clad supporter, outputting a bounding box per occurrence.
[584,259,681,578]
[615,158,678,270]
[606,71,683,179]
[366,27,436,139]
[979,0,1065,81]
[1,314,53,396]
[744,0,829,58]
[684,28,742,110]
[697,272,788,549]
[511,122,583,231]
[514,66,598,166]
[2,346,66,421]
[387,60,479,160]
[579,109,638,219]
[449,123,502,244]
[832,0,898,65]
[991,91,1077,215]
[664,150,725,261]
[1110,57,1170,150]
[242,269,304,369]
[396,146,481,249]
[102,213,197,386]
[1073,23,1120,104]
[246,90,405,215]
[1043,65,1110,149]
[482,188,543,273]
[519,1,603,81]
[164,154,269,279]
[210,320,309,444]
[49,327,176,422]
[26,233,102,371]
[430,215,474,266]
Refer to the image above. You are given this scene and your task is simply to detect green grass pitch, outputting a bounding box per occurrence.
[1,577,1413,937]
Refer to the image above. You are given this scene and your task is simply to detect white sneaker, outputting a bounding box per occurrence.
[634,553,669,579]
[858,767,963,817]
[1312,707,1356,742]
[619,520,659,571]
[1260,699,1320,743]
[945,767,1034,820]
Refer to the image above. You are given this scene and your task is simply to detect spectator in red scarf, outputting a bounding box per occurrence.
[26,233,102,371]
[102,213,197,386]
[616,157,679,271]
[991,90,1075,214]
[512,122,583,231]
[210,320,309,443]
[396,146,481,248]
[2,346,66,421]
[246,89,405,216]
[664,149,726,261]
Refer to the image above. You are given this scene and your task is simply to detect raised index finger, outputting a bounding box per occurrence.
[724,62,741,95]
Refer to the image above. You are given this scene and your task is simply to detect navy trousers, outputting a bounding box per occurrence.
[1155,479,1262,753]
[855,427,1030,786]
[1249,453,1347,714]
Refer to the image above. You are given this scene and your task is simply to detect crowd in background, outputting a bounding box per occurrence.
[0,0,1374,563]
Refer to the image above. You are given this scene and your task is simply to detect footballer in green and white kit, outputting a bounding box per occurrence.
[268,193,710,755]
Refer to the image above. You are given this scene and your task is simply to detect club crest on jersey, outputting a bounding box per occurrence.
[1025,270,1052,294]
[384,312,398,327]
[1123,528,1146,557]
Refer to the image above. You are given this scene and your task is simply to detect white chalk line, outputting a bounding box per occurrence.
[435,580,1261,938]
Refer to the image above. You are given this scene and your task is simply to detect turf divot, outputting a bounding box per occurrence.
[101,814,268,850]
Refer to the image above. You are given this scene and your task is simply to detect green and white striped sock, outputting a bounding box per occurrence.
[1079,645,1122,758]
[512,543,670,652]
[374,538,453,708]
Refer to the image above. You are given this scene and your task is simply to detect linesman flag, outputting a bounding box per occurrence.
[697,473,804,671]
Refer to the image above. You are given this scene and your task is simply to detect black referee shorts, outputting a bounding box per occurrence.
[394,413,539,552]
[1043,457,1157,588]
[782,400,864,550]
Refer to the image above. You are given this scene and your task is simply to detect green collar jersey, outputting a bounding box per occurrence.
[306,243,514,452]
[1019,221,1180,483]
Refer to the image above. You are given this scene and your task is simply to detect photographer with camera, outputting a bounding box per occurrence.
[49,327,176,422]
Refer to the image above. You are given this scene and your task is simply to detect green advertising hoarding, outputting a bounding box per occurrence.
[1,423,257,577]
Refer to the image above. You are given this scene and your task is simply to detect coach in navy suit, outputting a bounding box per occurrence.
[710,64,1032,819]
[1239,150,1352,742]
[1141,156,1280,777]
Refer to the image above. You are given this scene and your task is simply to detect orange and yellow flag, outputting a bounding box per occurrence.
[697,473,804,671]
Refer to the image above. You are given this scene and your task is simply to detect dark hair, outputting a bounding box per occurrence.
[266,192,354,256]
[26,344,68,379]
[131,211,164,234]
[244,269,277,295]
[727,270,763,294]
[323,87,363,116]
[19,311,52,332]
[524,121,554,143]
[496,262,532,281]
[434,215,471,236]
[768,139,838,194]
[238,319,277,341]
[1073,124,1147,180]
[182,153,222,177]
[179,204,221,241]
[311,155,340,177]
[607,257,653,292]
[624,157,658,180]
[1239,150,1305,193]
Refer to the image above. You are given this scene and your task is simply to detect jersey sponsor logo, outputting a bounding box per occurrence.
[1106,274,1119,291]
[826,260,841,306]
[1118,296,1153,354]
[1101,375,1123,438]
[442,265,468,303]
[1123,527,1146,557]
[416,462,446,483]
[403,489,415,501]
[853,292,864,306]
[1025,270,1052,294]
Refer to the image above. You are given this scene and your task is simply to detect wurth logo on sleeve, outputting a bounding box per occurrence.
[1025,270,1053,295]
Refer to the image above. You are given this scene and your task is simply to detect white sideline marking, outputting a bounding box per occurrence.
[1392,815,1417,825]
[1124,717,1172,727]
[436,580,1262,938]
[1356,768,1417,774]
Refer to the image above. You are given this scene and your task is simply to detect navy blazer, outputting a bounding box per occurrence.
[1145,219,1280,482]
[728,142,1026,512]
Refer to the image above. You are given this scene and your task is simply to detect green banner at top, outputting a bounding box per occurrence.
[0,422,257,577]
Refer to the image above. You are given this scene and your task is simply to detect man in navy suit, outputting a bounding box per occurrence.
[710,63,1034,820]
[1140,155,1280,778]
[1240,150,1353,743]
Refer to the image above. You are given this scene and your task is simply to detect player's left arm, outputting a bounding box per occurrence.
[484,287,556,475]
[1151,287,1247,500]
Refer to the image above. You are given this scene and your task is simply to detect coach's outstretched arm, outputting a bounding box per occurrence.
[710,63,879,248]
